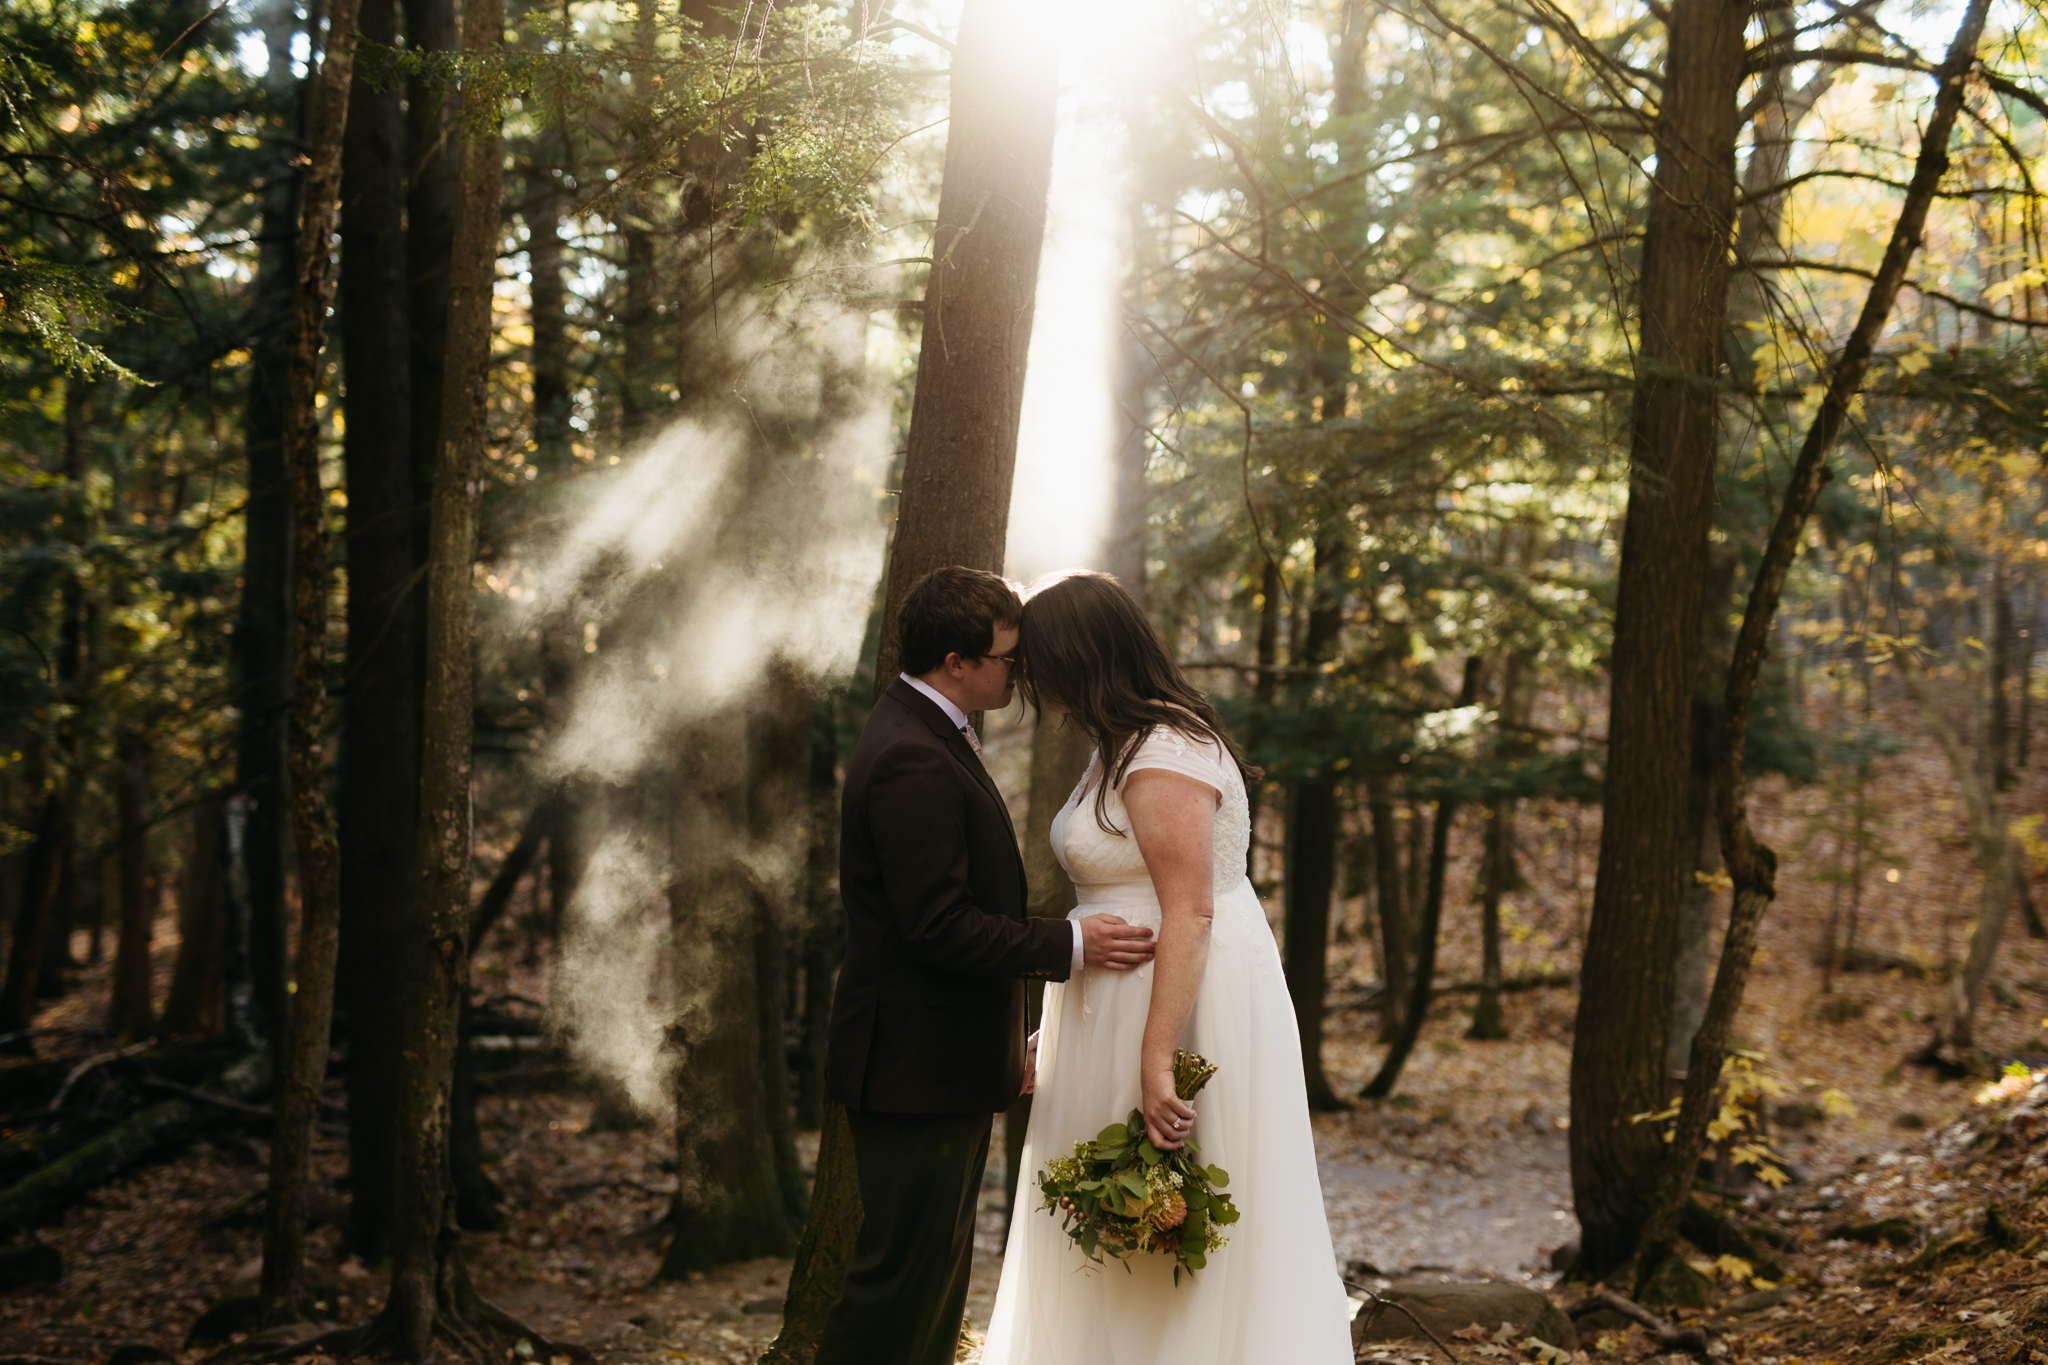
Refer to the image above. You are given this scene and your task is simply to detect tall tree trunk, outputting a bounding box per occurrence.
[108,734,155,1040]
[1909,642,2018,1062]
[1992,561,2014,789]
[1467,803,1511,1041]
[1667,551,1735,1078]
[1366,774,1408,1043]
[1629,0,1992,1276]
[528,136,572,470]
[658,716,803,1276]
[229,0,307,1054]
[2019,591,2036,770]
[371,0,540,1350]
[1244,557,1282,876]
[767,2,1056,1354]
[261,0,362,1315]
[793,696,841,1132]
[868,0,1057,686]
[337,0,418,1261]
[163,800,228,1038]
[753,671,815,1222]
[0,376,97,1040]
[1283,535,1349,1111]
[406,0,458,547]
[528,103,586,959]
[1567,0,1746,1280]
[617,0,662,438]
[1472,650,1535,1041]
[1362,658,1484,1099]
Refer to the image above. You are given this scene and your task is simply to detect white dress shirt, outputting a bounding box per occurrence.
[900,673,1085,972]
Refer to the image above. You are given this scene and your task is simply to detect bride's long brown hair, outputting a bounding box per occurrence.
[1017,572,1258,835]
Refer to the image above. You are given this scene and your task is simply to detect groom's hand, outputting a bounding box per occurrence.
[1081,915,1155,971]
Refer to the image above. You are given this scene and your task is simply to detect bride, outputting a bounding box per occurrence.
[981,572,1353,1364]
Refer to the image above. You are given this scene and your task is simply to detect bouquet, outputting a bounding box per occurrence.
[1035,1050,1240,1283]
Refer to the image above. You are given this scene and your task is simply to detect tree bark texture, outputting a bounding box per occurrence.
[618,0,663,437]
[1245,558,1282,879]
[1360,793,1457,1098]
[1906,653,2017,1061]
[760,1103,860,1365]
[1467,805,1512,1041]
[337,0,418,1260]
[1631,0,1990,1276]
[1282,536,1348,1111]
[1471,651,1535,1042]
[1567,0,1747,1280]
[1992,563,2014,789]
[749,673,817,1226]
[773,1,1056,1347]
[1366,776,1409,1043]
[793,696,841,1132]
[659,718,802,1276]
[164,801,229,1039]
[1363,659,1483,1099]
[528,124,573,471]
[108,734,155,1040]
[872,0,1058,684]
[233,0,308,1052]
[380,0,508,1346]
[2,379,98,1036]
[404,0,458,545]
[260,0,363,1316]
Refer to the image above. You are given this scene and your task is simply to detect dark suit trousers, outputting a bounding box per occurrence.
[813,1109,993,1365]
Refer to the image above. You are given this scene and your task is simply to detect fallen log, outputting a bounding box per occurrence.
[0,1051,267,1234]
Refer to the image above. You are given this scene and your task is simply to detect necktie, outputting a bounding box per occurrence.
[959,724,983,759]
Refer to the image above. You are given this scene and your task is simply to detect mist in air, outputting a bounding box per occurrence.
[511,0,1149,1110]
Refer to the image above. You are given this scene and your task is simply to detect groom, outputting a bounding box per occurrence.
[815,565,1157,1365]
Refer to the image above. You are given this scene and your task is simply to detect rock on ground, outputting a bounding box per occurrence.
[1354,1279,1577,1352]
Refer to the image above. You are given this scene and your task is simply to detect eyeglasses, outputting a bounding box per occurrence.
[979,653,1023,673]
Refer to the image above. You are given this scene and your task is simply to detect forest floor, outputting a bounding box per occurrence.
[6,678,2048,1363]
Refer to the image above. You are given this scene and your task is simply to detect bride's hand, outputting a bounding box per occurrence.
[1141,1067,1196,1150]
[1021,1028,1040,1095]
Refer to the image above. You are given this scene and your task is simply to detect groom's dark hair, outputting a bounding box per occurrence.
[898,566,1022,676]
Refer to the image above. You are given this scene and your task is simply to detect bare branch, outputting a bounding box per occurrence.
[1749,257,2048,329]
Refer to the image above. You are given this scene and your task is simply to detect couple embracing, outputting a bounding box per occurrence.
[813,567,1354,1365]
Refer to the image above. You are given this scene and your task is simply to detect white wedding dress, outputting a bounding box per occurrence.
[981,725,1354,1364]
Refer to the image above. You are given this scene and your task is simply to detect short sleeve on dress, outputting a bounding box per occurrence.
[1118,724,1226,801]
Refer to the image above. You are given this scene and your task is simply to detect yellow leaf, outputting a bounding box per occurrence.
[1897,350,1932,376]
[1714,1254,1755,1282]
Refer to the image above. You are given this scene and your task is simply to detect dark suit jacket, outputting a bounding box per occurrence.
[826,679,1073,1114]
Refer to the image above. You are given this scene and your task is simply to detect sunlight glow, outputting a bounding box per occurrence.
[1006,0,1157,582]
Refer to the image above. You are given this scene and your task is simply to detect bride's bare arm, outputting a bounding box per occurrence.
[1124,767,1221,1150]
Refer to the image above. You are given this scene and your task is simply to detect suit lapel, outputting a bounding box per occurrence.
[886,680,1022,846]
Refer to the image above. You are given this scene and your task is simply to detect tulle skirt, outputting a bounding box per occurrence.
[980,878,1354,1365]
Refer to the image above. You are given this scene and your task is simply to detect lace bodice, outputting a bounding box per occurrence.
[1050,724,1251,895]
